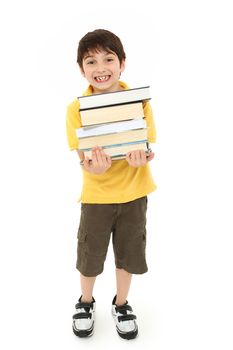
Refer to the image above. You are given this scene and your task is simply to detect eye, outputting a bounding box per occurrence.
[107,57,114,62]
[87,60,94,65]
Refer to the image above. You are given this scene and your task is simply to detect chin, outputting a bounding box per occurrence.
[94,84,111,91]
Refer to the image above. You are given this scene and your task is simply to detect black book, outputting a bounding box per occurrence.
[78,86,150,111]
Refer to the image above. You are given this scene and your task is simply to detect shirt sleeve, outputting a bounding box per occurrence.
[143,101,156,143]
[66,100,82,150]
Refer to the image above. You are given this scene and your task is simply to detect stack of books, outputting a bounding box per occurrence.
[76,86,151,161]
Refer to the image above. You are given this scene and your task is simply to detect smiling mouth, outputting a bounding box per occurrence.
[94,75,111,82]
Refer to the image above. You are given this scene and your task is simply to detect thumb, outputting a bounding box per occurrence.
[147,152,155,162]
[83,156,91,168]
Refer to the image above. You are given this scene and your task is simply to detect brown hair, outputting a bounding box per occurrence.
[77,29,126,68]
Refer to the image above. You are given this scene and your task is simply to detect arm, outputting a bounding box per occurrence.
[66,102,112,175]
[77,146,112,175]
[126,101,156,167]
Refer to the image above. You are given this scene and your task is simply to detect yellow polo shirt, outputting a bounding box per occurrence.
[66,81,157,203]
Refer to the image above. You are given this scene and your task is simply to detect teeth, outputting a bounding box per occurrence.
[96,75,109,82]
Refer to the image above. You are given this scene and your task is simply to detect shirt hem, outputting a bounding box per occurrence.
[78,185,157,204]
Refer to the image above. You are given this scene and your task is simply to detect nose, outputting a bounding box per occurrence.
[96,62,106,73]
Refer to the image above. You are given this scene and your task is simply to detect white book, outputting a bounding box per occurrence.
[77,119,147,138]
[80,102,144,126]
[78,86,150,110]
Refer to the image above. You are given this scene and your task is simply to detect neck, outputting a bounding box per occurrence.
[92,81,123,94]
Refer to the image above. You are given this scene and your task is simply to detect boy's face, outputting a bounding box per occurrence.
[80,49,125,94]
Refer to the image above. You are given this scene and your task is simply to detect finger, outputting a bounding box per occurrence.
[101,147,111,166]
[135,150,145,166]
[132,151,140,166]
[95,147,104,166]
[134,150,142,166]
[91,147,99,166]
[83,156,91,169]
[100,148,108,164]
[140,150,147,163]
[126,152,131,162]
[106,154,112,164]
[126,152,133,165]
[131,151,137,163]
[147,152,155,162]
[101,148,110,161]
[136,150,142,161]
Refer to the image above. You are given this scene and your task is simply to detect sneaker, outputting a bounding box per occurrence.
[72,296,95,338]
[112,295,138,340]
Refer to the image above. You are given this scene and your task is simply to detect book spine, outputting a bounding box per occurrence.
[83,142,148,159]
[78,86,150,109]
[77,119,147,138]
[79,139,148,152]
[80,147,152,164]
[79,99,151,112]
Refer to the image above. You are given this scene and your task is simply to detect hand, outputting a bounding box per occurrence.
[126,150,155,167]
[82,146,112,174]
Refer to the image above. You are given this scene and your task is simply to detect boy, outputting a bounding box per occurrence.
[66,29,156,340]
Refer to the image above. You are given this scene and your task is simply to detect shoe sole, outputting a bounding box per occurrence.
[72,323,94,338]
[112,309,138,340]
[116,326,138,340]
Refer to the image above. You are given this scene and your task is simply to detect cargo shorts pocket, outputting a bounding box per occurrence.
[77,227,86,242]
[129,230,146,256]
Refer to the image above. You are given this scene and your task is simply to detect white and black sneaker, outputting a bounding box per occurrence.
[72,296,95,338]
[112,295,138,340]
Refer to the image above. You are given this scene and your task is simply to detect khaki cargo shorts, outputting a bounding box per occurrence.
[77,196,148,277]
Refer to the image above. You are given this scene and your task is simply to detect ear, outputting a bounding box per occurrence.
[120,59,126,73]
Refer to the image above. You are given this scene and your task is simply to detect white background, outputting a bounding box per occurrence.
[0,0,233,349]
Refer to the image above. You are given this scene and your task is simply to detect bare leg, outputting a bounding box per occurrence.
[115,268,132,306]
[80,273,96,303]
